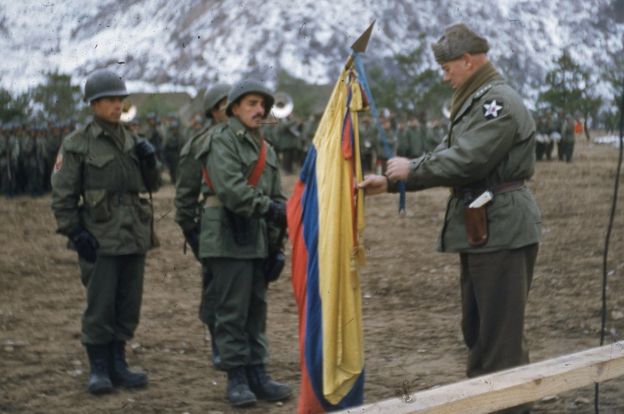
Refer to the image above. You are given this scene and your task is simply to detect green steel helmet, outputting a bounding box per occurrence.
[203,83,231,116]
[83,69,129,103]
[226,79,274,118]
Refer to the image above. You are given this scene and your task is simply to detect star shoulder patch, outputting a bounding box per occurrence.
[483,100,503,120]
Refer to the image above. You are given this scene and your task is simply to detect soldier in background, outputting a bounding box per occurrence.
[51,69,159,395]
[0,124,9,196]
[359,115,376,173]
[559,113,576,162]
[34,125,49,195]
[301,113,319,158]
[162,118,184,184]
[21,125,37,196]
[534,112,550,161]
[7,123,21,196]
[174,82,230,369]
[275,115,301,174]
[144,113,164,162]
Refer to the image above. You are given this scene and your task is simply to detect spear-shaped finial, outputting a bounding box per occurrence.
[351,21,375,53]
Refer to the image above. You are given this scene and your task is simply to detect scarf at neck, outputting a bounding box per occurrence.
[450,61,500,121]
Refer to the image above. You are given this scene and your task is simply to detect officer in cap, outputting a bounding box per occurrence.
[196,78,291,407]
[359,23,540,414]
[174,82,231,368]
[51,68,160,395]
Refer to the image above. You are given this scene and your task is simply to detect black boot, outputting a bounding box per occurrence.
[85,344,114,395]
[246,364,292,402]
[226,366,257,407]
[109,341,148,388]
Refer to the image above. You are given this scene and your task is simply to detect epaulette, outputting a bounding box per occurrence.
[61,126,88,154]
[195,124,228,160]
[474,83,494,100]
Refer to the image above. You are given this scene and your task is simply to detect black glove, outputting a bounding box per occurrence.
[264,250,286,283]
[183,226,200,261]
[265,201,287,228]
[134,139,157,169]
[69,228,99,263]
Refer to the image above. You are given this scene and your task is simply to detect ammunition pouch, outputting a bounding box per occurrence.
[225,208,257,246]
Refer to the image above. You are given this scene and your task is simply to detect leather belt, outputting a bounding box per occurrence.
[452,180,525,198]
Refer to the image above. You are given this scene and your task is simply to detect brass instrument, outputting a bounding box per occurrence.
[271,92,294,119]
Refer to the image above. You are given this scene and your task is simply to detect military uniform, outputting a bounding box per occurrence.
[197,117,284,364]
[391,70,541,377]
[51,69,158,395]
[197,79,291,406]
[383,26,542,414]
[559,115,575,162]
[52,120,159,343]
[175,83,231,371]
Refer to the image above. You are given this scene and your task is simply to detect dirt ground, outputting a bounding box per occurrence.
[2,135,624,414]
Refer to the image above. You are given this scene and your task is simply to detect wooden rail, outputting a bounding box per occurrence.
[336,341,624,414]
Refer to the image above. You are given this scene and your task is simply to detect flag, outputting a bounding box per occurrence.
[287,64,367,413]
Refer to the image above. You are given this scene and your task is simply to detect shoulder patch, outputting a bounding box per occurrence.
[53,151,63,173]
[483,99,503,120]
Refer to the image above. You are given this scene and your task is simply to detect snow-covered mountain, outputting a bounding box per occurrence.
[1,0,623,102]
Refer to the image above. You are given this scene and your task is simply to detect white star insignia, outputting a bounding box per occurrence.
[483,100,503,119]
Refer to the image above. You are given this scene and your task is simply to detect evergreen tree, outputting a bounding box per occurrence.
[0,88,31,123]
[30,71,81,121]
[539,50,601,138]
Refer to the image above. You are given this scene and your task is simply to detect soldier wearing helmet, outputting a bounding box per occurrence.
[174,82,230,370]
[195,78,291,407]
[51,69,160,395]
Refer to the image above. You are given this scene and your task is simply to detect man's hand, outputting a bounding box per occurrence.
[386,157,411,181]
[358,175,388,195]
[134,139,157,168]
[69,228,99,263]
[265,201,287,228]
[183,226,201,261]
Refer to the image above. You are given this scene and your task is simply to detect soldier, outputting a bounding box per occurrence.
[144,112,164,161]
[174,82,230,368]
[7,123,21,196]
[162,118,184,183]
[360,24,541,414]
[51,69,159,395]
[0,124,7,196]
[196,79,291,407]
[275,115,301,174]
[559,113,576,162]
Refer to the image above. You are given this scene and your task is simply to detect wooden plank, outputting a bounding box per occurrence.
[336,341,624,414]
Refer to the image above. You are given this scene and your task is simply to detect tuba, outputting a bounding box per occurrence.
[272,92,294,119]
[120,101,137,123]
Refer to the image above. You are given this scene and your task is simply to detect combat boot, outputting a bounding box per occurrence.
[226,366,257,407]
[109,341,148,388]
[246,364,292,401]
[85,344,114,395]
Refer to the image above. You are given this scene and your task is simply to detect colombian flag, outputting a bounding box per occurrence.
[287,64,367,413]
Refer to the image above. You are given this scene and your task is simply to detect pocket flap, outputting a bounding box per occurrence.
[86,153,115,168]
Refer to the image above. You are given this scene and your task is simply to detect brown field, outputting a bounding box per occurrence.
[1,136,624,413]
